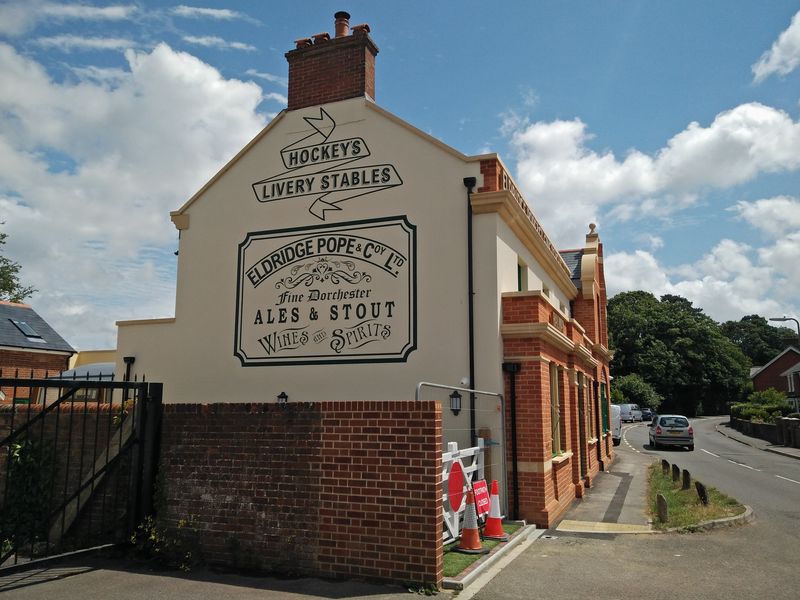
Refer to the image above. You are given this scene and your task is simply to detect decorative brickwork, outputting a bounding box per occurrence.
[502,291,612,528]
[158,401,442,586]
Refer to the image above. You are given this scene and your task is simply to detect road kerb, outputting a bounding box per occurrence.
[442,524,543,591]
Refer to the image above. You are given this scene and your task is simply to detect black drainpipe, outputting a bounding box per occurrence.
[502,361,521,520]
[463,177,477,447]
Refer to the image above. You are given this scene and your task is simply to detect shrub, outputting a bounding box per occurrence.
[747,388,786,405]
[731,396,792,423]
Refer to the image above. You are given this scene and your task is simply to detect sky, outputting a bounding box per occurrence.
[0,0,799,350]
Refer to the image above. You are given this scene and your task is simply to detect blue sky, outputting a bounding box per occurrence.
[0,1,799,349]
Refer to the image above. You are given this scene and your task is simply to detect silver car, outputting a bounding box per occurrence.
[648,414,694,451]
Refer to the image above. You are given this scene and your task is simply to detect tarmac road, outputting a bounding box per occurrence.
[464,418,800,600]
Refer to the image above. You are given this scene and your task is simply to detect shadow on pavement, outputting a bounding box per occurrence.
[0,555,409,599]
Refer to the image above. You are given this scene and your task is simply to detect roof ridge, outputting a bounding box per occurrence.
[0,300,31,308]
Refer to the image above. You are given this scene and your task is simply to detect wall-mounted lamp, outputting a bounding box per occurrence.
[449,390,462,416]
[277,391,288,404]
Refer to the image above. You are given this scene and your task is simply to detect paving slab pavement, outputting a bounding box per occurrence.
[554,425,655,534]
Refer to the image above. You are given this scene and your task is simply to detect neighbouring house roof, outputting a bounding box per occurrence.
[751,346,800,379]
[750,366,763,378]
[0,301,75,354]
[559,249,583,289]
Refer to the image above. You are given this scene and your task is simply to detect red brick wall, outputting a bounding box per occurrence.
[0,349,71,402]
[502,293,612,527]
[286,31,378,111]
[158,401,442,586]
[753,350,800,393]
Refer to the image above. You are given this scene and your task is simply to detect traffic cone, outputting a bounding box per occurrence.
[483,480,509,541]
[456,490,489,554]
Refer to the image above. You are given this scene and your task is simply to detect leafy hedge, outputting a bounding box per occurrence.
[730,388,792,423]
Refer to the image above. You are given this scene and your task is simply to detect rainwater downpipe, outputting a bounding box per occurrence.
[463,177,477,447]
[502,361,521,520]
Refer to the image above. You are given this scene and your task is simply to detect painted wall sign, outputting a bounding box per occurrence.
[251,108,403,220]
[235,216,417,365]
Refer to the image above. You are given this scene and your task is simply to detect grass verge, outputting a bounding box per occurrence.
[646,462,745,531]
[442,523,521,578]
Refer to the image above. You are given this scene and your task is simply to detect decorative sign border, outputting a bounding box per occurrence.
[234,216,417,366]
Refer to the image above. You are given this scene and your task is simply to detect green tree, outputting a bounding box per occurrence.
[613,373,663,410]
[720,315,795,365]
[0,228,35,302]
[608,291,750,416]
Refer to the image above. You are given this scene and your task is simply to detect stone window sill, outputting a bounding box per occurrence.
[552,451,573,465]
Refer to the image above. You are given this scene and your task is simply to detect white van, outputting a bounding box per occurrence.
[620,403,642,423]
[611,404,621,446]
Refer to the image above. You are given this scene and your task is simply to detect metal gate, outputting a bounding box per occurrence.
[0,376,162,572]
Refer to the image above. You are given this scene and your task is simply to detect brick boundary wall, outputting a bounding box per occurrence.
[158,401,443,587]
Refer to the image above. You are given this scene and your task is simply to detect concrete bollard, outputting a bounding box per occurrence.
[682,469,691,490]
[695,481,709,505]
[657,493,668,523]
[672,464,680,483]
[661,459,670,475]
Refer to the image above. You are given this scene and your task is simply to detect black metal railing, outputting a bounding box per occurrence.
[0,375,162,572]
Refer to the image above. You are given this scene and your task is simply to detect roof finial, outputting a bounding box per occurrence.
[589,222,596,234]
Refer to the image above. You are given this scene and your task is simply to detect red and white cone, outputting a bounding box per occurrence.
[456,490,489,554]
[483,480,509,541]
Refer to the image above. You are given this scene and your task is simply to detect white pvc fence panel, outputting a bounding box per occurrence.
[442,439,484,545]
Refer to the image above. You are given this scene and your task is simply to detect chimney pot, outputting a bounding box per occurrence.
[334,11,351,38]
[285,13,379,111]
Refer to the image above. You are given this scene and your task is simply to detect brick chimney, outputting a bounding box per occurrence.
[285,11,379,111]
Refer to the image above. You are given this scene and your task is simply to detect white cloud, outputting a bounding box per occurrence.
[35,35,135,52]
[263,92,288,105]
[506,102,800,247]
[245,69,288,88]
[752,10,800,82]
[606,240,792,323]
[172,5,248,21]
[182,35,255,51]
[731,195,800,237]
[41,3,136,21]
[0,42,268,348]
[0,1,135,36]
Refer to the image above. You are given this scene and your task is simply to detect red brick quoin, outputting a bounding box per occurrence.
[158,401,443,587]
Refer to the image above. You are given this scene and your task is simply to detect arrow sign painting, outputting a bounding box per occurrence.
[251,108,403,220]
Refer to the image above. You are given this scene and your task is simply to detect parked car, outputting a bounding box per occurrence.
[610,404,621,446]
[619,403,643,423]
[641,407,653,421]
[648,414,694,451]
